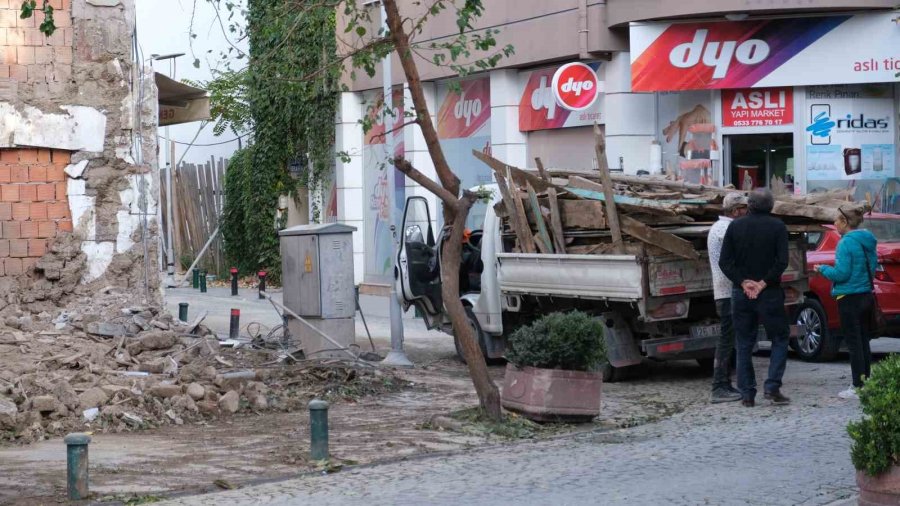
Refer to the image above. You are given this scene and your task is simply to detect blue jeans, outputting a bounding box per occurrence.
[732,287,790,400]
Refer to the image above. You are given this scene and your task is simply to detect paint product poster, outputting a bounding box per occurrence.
[436,77,492,230]
[362,88,406,284]
[656,90,717,184]
[805,84,895,181]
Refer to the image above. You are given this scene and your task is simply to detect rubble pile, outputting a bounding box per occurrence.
[0,286,404,443]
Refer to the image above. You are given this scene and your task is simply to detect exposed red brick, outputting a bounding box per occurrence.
[0,184,18,202]
[0,151,14,164]
[28,166,46,182]
[11,202,28,221]
[9,239,26,258]
[29,202,47,221]
[27,239,45,257]
[2,221,19,239]
[0,239,8,257]
[19,220,36,238]
[51,150,71,165]
[22,257,36,272]
[18,184,35,202]
[46,165,65,182]
[0,261,5,276]
[37,221,55,238]
[2,258,19,276]
[57,219,73,233]
[47,201,68,220]
[9,64,25,82]
[36,183,55,201]
[10,166,28,183]
[55,181,67,200]
[17,149,37,163]
[0,166,9,183]
[36,149,51,163]
[0,203,10,221]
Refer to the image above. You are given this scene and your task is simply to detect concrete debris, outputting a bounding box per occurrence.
[149,384,181,399]
[218,391,240,414]
[78,387,109,409]
[186,383,205,401]
[31,396,58,413]
[86,322,126,337]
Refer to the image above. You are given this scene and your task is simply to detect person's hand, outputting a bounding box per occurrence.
[662,104,712,147]
[742,280,765,299]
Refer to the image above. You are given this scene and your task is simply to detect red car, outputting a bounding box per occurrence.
[796,214,900,361]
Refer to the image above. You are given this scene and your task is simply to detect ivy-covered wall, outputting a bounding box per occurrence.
[222,1,339,281]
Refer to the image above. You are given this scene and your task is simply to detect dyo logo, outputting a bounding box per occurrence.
[530,76,558,119]
[551,62,600,111]
[669,29,770,79]
[453,92,483,127]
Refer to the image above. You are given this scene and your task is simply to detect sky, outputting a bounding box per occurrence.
[135,0,247,167]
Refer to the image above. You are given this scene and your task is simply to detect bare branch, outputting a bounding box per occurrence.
[393,157,458,205]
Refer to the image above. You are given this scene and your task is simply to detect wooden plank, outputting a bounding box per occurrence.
[593,125,624,254]
[172,166,185,270]
[566,183,678,216]
[535,157,550,182]
[620,215,700,260]
[526,182,553,254]
[473,150,551,193]
[546,188,566,252]
[509,175,537,254]
[494,168,535,253]
[557,199,607,229]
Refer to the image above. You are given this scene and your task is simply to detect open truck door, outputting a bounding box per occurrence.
[395,196,444,327]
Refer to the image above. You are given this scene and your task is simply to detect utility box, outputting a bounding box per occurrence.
[280,223,356,359]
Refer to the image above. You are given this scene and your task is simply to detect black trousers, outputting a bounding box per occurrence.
[837,293,874,388]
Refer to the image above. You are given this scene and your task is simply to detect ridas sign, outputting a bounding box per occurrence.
[551,62,601,111]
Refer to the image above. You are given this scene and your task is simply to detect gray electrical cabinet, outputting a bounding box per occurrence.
[279,223,357,358]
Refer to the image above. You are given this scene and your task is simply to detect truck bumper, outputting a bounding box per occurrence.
[642,324,806,360]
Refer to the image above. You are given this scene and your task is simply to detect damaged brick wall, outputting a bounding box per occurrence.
[0,0,160,310]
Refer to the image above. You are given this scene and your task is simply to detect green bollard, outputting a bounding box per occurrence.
[178,302,189,322]
[192,268,200,289]
[309,399,329,461]
[199,271,207,293]
[64,433,91,501]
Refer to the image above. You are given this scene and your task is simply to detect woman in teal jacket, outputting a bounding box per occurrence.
[815,207,878,399]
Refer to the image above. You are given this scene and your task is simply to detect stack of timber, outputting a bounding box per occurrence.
[473,150,868,261]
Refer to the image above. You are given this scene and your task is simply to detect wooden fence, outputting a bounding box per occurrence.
[160,157,228,277]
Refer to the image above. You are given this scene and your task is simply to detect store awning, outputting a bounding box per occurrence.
[155,72,211,126]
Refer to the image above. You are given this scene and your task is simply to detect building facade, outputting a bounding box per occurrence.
[334,0,900,288]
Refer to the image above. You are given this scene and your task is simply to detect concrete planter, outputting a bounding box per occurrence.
[858,467,900,506]
[500,364,602,422]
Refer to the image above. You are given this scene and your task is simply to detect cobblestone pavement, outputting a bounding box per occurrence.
[159,356,866,506]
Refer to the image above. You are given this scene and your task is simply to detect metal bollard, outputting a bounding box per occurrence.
[199,271,207,293]
[309,399,329,461]
[192,268,200,289]
[230,267,239,296]
[258,271,267,300]
[229,309,240,340]
[178,302,189,322]
[64,433,91,501]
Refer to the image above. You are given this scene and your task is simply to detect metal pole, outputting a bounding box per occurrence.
[177,226,220,287]
[64,433,91,500]
[380,3,412,368]
[308,399,329,460]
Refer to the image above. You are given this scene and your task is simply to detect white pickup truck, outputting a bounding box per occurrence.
[395,186,809,380]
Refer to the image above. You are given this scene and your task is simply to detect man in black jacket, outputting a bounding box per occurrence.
[718,188,791,407]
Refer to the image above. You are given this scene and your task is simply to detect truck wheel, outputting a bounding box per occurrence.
[454,307,496,364]
[598,362,647,382]
[793,299,839,362]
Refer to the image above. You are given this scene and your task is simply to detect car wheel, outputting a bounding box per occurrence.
[454,306,495,364]
[793,299,839,362]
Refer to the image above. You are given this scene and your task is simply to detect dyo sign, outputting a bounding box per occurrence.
[551,62,600,111]
[669,29,770,79]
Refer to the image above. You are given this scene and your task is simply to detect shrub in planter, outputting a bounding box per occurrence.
[847,354,900,505]
[501,311,607,422]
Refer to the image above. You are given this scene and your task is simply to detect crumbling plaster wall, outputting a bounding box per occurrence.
[0,0,160,307]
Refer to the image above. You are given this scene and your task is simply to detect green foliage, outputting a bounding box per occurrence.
[183,70,251,137]
[848,353,900,476]
[19,0,55,36]
[220,0,340,281]
[505,311,607,371]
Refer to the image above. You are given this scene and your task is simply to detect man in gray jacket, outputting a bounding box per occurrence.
[707,192,748,403]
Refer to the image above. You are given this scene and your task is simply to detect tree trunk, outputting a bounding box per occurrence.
[383,0,502,421]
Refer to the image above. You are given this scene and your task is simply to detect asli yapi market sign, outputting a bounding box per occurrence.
[630,11,900,91]
[722,87,793,127]
[518,62,604,132]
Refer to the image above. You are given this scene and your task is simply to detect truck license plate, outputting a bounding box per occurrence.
[690,324,721,339]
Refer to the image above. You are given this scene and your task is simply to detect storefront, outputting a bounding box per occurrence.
[628,10,900,202]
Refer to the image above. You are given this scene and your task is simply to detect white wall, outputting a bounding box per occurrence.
[603,52,657,174]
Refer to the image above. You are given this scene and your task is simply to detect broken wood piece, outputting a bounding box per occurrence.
[546,188,567,252]
[535,157,550,182]
[493,169,534,253]
[474,150,552,193]
[526,182,554,254]
[620,215,700,260]
[509,174,537,253]
[593,125,624,254]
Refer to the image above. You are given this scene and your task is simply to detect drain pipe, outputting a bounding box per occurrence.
[578,0,590,59]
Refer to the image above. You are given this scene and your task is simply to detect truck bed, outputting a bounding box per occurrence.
[496,253,645,301]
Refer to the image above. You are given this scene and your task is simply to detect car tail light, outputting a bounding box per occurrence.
[875,264,893,282]
[649,301,688,320]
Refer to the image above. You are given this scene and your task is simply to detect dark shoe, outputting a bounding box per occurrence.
[710,388,742,404]
[741,398,755,407]
[764,391,791,405]
[726,385,741,394]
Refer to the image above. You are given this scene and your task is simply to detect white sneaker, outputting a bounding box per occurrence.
[838,386,859,400]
